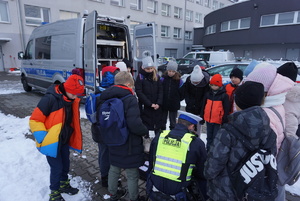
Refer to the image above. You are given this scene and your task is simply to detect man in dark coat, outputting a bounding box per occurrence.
[147,111,208,200]
[97,72,148,201]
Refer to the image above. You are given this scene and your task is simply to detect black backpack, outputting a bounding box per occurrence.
[223,123,278,201]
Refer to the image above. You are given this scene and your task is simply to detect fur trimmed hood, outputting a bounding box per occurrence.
[286,85,300,103]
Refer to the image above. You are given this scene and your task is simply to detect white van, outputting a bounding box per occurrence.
[18,10,156,94]
[183,50,235,66]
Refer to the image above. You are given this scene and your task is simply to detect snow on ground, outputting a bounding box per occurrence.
[0,73,299,201]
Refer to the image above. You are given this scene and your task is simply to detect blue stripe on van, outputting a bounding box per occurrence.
[23,67,71,80]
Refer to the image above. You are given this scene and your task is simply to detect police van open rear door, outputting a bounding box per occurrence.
[133,22,157,76]
[84,10,97,92]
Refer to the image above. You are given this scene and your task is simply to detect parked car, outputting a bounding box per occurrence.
[206,62,250,84]
[183,50,235,67]
[158,58,210,76]
[206,61,300,85]
[157,56,176,65]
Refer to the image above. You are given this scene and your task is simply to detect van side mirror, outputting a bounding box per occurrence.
[18,51,24,60]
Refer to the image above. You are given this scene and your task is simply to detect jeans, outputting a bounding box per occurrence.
[161,110,177,130]
[46,143,70,190]
[206,122,221,151]
[108,165,140,200]
[98,143,110,177]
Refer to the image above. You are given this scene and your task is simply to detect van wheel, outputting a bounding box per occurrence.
[21,75,32,92]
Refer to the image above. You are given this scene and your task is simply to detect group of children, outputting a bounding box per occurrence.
[29,54,300,201]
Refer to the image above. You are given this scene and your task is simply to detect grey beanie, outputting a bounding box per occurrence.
[190,65,204,83]
[142,56,154,68]
[166,61,178,71]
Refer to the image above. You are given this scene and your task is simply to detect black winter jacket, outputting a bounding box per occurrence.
[160,74,184,111]
[94,85,148,168]
[135,70,163,130]
[204,106,277,201]
[147,123,207,195]
[183,71,210,115]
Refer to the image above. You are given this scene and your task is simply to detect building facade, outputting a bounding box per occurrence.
[194,0,300,61]
[0,0,234,71]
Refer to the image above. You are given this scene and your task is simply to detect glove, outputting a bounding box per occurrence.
[199,120,205,125]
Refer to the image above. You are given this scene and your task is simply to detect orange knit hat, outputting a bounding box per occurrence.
[210,74,223,87]
[64,74,84,95]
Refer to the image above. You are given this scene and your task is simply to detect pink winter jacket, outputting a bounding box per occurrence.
[261,74,294,152]
[283,84,300,137]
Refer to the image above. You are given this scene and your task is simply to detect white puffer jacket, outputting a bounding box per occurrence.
[283,84,300,137]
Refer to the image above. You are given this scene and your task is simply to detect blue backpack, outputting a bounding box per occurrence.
[98,94,132,146]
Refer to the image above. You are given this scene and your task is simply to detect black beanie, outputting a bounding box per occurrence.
[235,81,265,110]
[277,62,298,82]
[230,68,244,81]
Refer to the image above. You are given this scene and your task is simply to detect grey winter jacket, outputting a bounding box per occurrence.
[204,106,277,201]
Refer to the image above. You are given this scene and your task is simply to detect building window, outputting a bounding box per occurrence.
[59,10,79,20]
[173,27,181,39]
[204,0,211,8]
[260,11,300,27]
[195,12,202,23]
[185,31,192,40]
[111,0,124,7]
[219,3,224,8]
[205,24,216,35]
[278,12,294,24]
[24,5,50,25]
[147,0,158,14]
[161,3,171,17]
[186,10,193,21]
[161,25,170,37]
[130,0,142,10]
[0,1,9,23]
[196,0,203,5]
[212,0,218,10]
[174,7,182,19]
[221,17,250,32]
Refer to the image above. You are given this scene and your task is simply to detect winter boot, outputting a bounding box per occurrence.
[59,180,79,195]
[110,189,127,201]
[49,190,65,201]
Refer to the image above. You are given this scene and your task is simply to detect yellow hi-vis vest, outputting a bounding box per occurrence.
[153,130,195,182]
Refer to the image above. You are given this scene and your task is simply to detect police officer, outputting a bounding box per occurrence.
[147,111,208,200]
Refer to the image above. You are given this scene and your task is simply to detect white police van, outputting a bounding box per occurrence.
[18,10,156,94]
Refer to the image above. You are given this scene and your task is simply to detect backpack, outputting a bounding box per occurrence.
[268,107,300,186]
[98,94,132,146]
[85,92,101,123]
[223,123,278,201]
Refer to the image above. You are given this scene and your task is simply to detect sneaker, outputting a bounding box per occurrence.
[110,189,127,201]
[59,180,79,195]
[49,190,65,201]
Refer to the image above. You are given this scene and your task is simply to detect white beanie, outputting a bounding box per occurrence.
[142,56,154,68]
[190,65,204,83]
[166,61,178,71]
[116,62,127,72]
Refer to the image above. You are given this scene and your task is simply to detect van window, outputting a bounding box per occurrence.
[24,40,33,60]
[35,36,51,59]
[196,53,210,61]
[52,34,76,60]
[184,53,194,59]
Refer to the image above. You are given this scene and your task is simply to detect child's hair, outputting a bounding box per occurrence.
[164,70,181,81]
[152,67,158,81]
[114,71,134,87]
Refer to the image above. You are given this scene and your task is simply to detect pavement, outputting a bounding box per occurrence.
[0,71,299,201]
